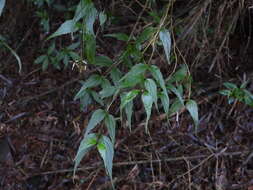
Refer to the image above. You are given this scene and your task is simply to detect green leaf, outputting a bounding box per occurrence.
[104,33,129,41]
[219,89,231,96]
[0,40,22,73]
[121,63,148,81]
[90,90,104,106]
[105,114,116,144]
[97,136,114,182]
[74,74,102,100]
[48,20,77,40]
[74,133,98,175]
[99,11,107,26]
[74,0,98,34]
[159,28,171,64]
[169,64,188,83]
[95,55,113,67]
[121,90,140,109]
[99,85,116,99]
[149,65,166,89]
[0,0,6,16]
[149,65,169,113]
[145,79,158,109]
[223,82,237,89]
[167,84,184,105]
[141,92,153,133]
[84,109,106,138]
[80,90,92,110]
[34,55,47,64]
[185,100,199,130]
[159,91,170,114]
[124,100,133,131]
[136,26,156,44]
[169,98,184,116]
[119,74,144,88]
[110,68,122,86]
[84,33,96,64]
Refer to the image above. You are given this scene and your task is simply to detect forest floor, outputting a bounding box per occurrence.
[0,1,253,190]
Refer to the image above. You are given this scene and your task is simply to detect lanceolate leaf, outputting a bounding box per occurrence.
[120,90,140,109]
[167,84,184,105]
[120,63,148,81]
[186,100,199,130]
[84,33,96,64]
[125,100,133,131]
[48,20,77,40]
[99,11,107,26]
[169,98,184,116]
[97,136,114,182]
[159,28,172,64]
[105,114,116,144]
[168,64,188,83]
[159,91,170,114]
[95,55,113,67]
[136,26,156,44]
[90,90,104,106]
[0,0,6,16]
[84,109,106,138]
[149,65,169,113]
[0,40,22,73]
[149,65,166,90]
[141,92,153,133]
[110,68,122,86]
[74,75,102,100]
[104,33,129,41]
[74,133,98,175]
[145,79,158,109]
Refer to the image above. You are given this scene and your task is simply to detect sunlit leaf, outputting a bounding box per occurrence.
[104,33,129,41]
[74,133,98,175]
[105,114,116,144]
[84,109,106,138]
[145,79,158,109]
[159,28,171,64]
[97,136,114,182]
[186,100,199,130]
[0,0,6,16]
[120,90,140,109]
[141,92,153,133]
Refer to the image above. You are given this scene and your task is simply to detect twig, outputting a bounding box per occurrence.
[37,150,248,176]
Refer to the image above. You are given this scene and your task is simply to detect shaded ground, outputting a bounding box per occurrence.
[1,1,253,190]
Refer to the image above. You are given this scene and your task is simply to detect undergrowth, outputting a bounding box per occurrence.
[1,0,253,189]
